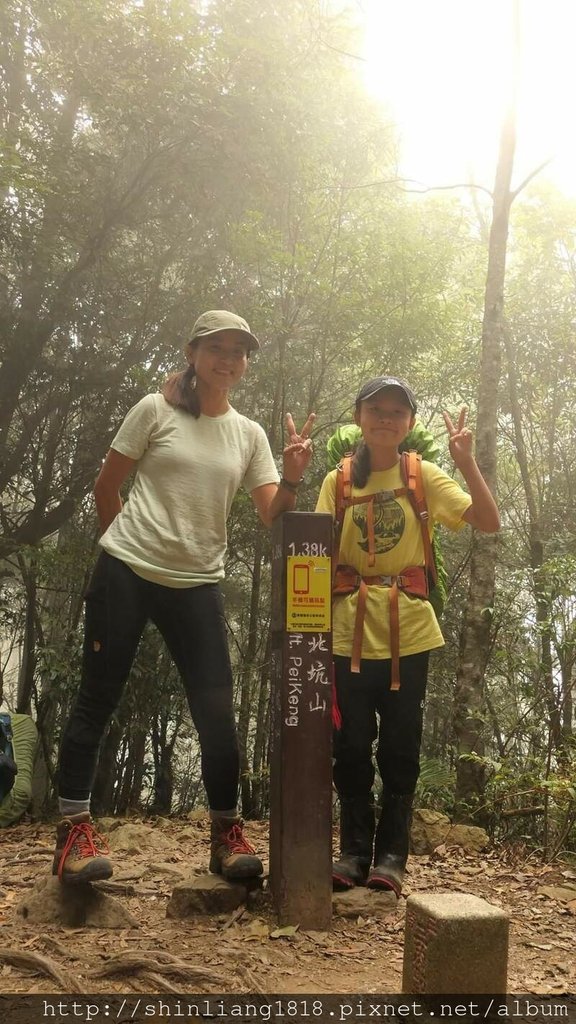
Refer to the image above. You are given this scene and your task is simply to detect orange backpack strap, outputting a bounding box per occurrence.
[401,450,437,585]
[332,453,433,688]
[333,455,352,576]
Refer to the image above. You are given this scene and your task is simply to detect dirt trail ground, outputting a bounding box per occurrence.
[1,817,576,995]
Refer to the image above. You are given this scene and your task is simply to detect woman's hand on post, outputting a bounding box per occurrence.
[283,412,316,482]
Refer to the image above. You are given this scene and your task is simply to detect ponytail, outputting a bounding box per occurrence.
[162,363,201,418]
[351,439,371,488]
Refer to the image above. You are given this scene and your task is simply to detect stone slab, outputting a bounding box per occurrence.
[166,873,247,918]
[333,887,397,919]
[402,893,509,994]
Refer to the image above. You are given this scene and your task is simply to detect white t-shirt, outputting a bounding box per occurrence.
[99,394,279,587]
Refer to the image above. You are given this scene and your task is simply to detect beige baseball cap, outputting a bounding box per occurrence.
[189,310,260,351]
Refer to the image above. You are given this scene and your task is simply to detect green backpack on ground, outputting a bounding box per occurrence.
[0,713,17,802]
[325,420,448,618]
[0,712,38,827]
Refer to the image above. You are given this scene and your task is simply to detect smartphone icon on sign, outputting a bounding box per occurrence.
[293,564,310,594]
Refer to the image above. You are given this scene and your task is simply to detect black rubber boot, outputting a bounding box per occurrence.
[366,792,414,896]
[332,795,375,891]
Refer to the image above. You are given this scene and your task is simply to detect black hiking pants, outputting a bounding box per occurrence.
[333,651,430,799]
[58,551,239,810]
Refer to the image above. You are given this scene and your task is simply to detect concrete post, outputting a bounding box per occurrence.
[402,893,509,994]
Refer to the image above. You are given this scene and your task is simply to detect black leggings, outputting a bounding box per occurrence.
[333,651,430,799]
[58,551,239,810]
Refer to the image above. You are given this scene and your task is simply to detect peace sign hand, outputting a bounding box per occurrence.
[283,412,316,482]
[442,407,474,468]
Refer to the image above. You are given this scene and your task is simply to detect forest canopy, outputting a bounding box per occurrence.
[1,0,575,856]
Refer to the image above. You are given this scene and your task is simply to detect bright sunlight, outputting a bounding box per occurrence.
[361,0,576,196]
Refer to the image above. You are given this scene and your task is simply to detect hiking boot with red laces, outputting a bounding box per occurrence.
[209,816,263,881]
[52,811,113,885]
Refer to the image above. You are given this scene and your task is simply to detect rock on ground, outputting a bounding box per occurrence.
[333,887,397,919]
[106,823,172,855]
[16,874,139,929]
[410,808,489,855]
[166,873,247,918]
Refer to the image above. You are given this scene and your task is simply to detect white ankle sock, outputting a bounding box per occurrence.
[209,808,238,820]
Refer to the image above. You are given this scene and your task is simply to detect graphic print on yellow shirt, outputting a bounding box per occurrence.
[315,460,472,660]
[352,496,405,556]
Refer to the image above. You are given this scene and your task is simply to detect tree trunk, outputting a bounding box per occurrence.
[503,327,562,749]
[559,648,574,739]
[251,629,273,818]
[32,523,89,812]
[115,731,138,815]
[151,711,178,816]
[16,556,37,714]
[453,19,518,821]
[237,530,264,818]
[125,729,148,812]
[91,714,127,814]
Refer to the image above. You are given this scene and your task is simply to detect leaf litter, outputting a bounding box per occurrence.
[1,817,576,994]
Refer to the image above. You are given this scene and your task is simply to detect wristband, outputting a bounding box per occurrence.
[279,477,303,494]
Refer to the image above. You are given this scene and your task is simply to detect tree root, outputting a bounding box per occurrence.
[40,935,83,962]
[91,949,228,990]
[0,949,83,992]
[235,963,266,994]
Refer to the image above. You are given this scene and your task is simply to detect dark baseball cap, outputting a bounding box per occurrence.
[190,310,260,351]
[355,376,417,413]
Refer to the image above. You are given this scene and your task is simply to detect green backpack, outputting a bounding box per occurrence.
[325,420,448,618]
[0,713,38,827]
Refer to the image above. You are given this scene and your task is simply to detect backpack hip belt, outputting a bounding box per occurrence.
[333,563,429,688]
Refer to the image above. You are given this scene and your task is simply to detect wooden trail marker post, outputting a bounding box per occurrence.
[269,512,333,929]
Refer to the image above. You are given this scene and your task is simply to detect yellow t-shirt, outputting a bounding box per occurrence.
[315,460,472,659]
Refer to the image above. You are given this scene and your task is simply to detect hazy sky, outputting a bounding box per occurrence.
[360,0,576,196]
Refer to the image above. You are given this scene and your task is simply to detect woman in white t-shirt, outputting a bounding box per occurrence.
[315,376,499,897]
[53,310,314,886]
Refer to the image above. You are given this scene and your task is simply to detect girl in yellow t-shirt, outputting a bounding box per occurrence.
[315,375,499,895]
